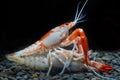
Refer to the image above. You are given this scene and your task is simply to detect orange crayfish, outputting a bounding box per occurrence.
[6,0,113,78]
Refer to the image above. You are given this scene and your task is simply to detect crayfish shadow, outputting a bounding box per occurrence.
[38,67,88,76]
[51,68,89,76]
[62,44,74,50]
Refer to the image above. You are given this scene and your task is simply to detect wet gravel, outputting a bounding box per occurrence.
[0,51,120,80]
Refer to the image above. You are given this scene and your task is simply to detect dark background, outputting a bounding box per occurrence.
[2,0,120,56]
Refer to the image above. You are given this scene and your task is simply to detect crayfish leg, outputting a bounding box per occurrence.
[46,50,53,76]
[61,28,90,64]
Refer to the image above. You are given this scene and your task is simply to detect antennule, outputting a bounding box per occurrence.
[73,0,88,24]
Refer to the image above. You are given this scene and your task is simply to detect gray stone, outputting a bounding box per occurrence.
[32,78,39,80]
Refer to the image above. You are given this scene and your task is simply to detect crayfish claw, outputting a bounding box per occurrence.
[98,64,113,72]
[90,61,113,72]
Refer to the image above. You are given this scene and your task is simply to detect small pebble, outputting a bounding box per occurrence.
[86,73,93,76]
[83,78,89,80]
[16,76,23,79]
[67,76,74,80]
[32,73,38,78]
[33,78,39,80]
[8,76,16,80]
[17,72,24,76]
[0,77,4,80]
[23,75,28,79]
[116,76,120,79]
[0,77,8,80]
[73,73,84,79]
[102,57,110,61]
[91,77,100,80]
[4,78,8,80]
[112,60,118,65]
[116,69,120,72]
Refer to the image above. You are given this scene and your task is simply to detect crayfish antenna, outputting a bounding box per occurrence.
[90,61,113,72]
[73,0,88,25]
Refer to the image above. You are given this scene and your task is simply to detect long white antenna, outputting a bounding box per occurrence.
[74,2,80,21]
[73,0,88,24]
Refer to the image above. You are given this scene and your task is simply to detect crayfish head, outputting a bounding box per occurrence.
[59,22,75,30]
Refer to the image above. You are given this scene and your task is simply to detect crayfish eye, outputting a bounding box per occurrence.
[66,23,69,25]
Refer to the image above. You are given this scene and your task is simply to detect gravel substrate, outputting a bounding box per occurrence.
[0,51,120,80]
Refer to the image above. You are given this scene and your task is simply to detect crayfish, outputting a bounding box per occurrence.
[6,0,113,78]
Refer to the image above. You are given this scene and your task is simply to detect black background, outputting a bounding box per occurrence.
[3,0,120,55]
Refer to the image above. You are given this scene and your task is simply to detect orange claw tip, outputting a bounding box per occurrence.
[91,61,113,72]
[98,64,113,72]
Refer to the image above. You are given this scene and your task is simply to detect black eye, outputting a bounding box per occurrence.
[66,23,69,25]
